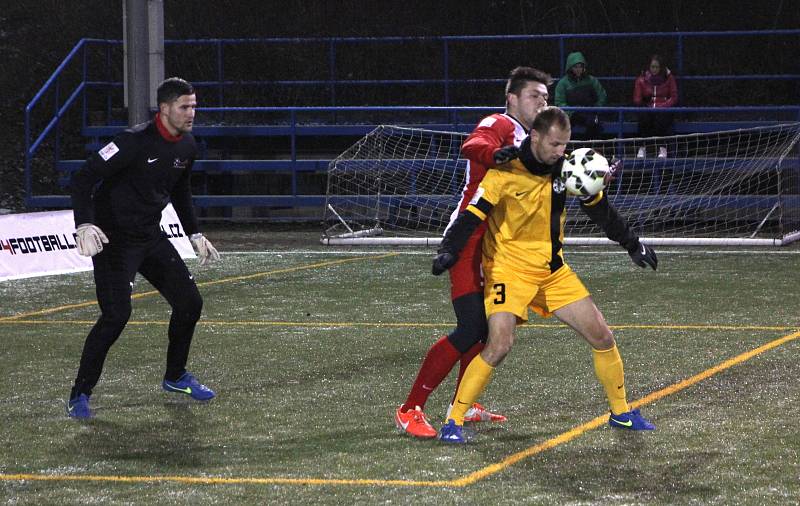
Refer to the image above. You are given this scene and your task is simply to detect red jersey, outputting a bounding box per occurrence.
[444,113,527,300]
[455,113,528,216]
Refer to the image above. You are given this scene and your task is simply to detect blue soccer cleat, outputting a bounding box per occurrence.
[439,419,467,443]
[162,372,216,401]
[608,408,655,430]
[67,393,94,419]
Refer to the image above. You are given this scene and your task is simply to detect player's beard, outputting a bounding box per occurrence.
[167,116,192,134]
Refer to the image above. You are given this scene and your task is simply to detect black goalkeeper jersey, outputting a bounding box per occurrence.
[70,118,199,241]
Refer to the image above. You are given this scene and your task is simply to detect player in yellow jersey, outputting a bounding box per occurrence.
[431,106,657,443]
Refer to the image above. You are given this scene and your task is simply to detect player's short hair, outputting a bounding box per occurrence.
[505,66,553,96]
[531,106,570,135]
[157,77,194,105]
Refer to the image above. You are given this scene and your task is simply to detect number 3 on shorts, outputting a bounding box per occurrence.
[493,283,506,304]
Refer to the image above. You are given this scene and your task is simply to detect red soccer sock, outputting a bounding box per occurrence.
[451,341,485,404]
[401,336,461,412]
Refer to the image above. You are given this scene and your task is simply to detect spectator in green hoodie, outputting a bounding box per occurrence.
[554,51,608,140]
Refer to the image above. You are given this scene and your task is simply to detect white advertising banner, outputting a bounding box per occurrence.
[0,204,196,281]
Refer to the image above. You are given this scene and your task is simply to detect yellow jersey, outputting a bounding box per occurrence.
[438,137,636,277]
[466,156,569,274]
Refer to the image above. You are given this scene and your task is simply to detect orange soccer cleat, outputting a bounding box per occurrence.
[394,405,437,438]
[463,402,507,423]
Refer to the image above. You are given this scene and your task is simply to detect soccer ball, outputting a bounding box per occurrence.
[561,147,610,196]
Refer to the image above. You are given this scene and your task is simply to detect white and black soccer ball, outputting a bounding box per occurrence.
[561,147,610,196]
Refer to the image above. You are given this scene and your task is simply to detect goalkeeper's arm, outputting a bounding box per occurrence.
[579,191,658,270]
[432,198,492,275]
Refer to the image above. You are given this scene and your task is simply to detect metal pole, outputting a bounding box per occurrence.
[147,0,164,109]
[124,0,150,126]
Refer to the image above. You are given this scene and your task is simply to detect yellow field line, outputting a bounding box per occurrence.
[630,329,800,408]
[453,329,800,486]
[603,324,798,331]
[1,319,796,332]
[1,329,797,488]
[450,413,610,487]
[0,253,399,322]
[0,473,447,487]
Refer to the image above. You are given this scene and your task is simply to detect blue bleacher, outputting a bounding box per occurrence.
[23,31,800,214]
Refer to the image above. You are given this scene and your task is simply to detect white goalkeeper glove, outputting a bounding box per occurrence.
[75,223,109,257]
[190,233,220,266]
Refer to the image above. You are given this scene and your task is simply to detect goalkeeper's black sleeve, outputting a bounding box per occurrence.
[439,210,484,256]
[432,204,488,275]
[579,192,639,250]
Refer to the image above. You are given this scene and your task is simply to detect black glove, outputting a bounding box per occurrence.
[493,145,520,165]
[432,251,458,275]
[628,240,658,270]
[604,157,622,186]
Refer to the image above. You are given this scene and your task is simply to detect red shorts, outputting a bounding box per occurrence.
[448,222,487,300]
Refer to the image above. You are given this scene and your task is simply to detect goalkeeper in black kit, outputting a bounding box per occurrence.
[67,77,220,419]
[432,107,657,443]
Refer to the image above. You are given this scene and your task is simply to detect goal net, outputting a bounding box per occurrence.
[322,123,800,246]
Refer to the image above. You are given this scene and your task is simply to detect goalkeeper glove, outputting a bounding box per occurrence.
[190,233,221,266]
[75,224,109,257]
[493,145,520,165]
[627,240,658,270]
[431,250,458,275]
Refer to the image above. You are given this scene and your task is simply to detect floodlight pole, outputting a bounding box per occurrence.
[123,0,163,127]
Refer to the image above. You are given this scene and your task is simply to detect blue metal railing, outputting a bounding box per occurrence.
[24,38,94,203]
[28,103,799,210]
[23,30,800,210]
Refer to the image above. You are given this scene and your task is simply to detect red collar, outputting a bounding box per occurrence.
[155,112,183,142]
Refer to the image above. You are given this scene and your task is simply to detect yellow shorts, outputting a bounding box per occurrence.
[482,260,590,321]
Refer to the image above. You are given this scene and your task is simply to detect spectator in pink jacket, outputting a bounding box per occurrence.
[633,55,678,158]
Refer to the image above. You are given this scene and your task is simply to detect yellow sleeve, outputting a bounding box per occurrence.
[465,168,507,220]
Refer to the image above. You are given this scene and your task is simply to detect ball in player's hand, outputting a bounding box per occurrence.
[562,147,610,196]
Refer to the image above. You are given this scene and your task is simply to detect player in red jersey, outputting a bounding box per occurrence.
[395,67,553,438]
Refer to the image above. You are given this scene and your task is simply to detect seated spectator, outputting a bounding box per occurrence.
[555,51,608,140]
[633,54,678,158]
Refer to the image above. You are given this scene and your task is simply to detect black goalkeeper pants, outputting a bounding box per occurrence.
[70,234,203,398]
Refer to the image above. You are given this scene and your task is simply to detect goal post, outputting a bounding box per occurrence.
[322,123,800,246]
